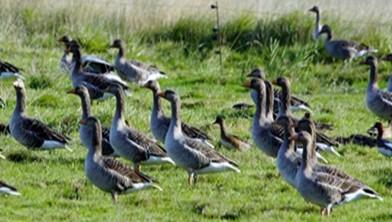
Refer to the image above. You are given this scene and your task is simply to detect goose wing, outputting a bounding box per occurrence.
[181,122,210,140]
[125,128,167,157]
[22,118,70,144]
[0,60,22,73]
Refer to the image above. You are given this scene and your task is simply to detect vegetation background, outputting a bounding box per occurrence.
[1,0,392,221]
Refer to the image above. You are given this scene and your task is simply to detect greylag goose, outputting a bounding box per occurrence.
[67,41,129,101]
[144,80,213,147]
[9,80,71,150]
[80,116,162,202]
[105,84,174,173]
[247,68,312,114]
[293,130,382,216]
[0,59,23,79]
[110,39,167,85]
[58,36,114,74]
[0,181,20,196]
[370,122,392,157]
[309,6,323,40]
[158,90,240,185]
[67,86,116,156]
[213,115,251,151]
[319,25,376,61]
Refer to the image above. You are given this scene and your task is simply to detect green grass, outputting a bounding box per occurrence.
[1,1,392,221]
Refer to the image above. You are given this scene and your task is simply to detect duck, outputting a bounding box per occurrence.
[9,80,71,150]
[212,115,251,151]
[247,68,312,114]
[110,39,167,85]
[67,41,129,101]
[158,89,240,185]
[319,25,376,61]
[370,122,392,157]
[293,130,382,216]
[105,84,174,173]
[144,80,213,147]
[0,181,20,196]
[67,86,117,156]
[0,59,24,80]
[58,35,114,74]
[308,6,323,40]
[381,54,392,92]
[80,116,162,202]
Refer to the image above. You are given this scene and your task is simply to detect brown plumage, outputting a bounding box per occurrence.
[213,115,251,151]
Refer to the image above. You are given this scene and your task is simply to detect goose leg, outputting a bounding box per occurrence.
[188,171,195,186]
[111,192,118,203]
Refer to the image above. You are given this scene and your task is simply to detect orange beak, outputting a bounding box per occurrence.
[157,92,165,98]
[79,119,87,125]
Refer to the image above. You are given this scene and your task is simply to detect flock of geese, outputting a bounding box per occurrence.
[0,5,391,216]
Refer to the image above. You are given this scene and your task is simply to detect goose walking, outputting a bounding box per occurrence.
[293,130,382,216]
[110,39,167,85]
[9,80,71,150]
[158,90,240,185]
[105,84,174,173]
[80,116,162,202]
[0,181,20,196]
[67,86,116,156]
[213,115,251,151]
[144,80,213,147]
[308,6,323,40]
[67,41,129,101]
[58,35,114,74]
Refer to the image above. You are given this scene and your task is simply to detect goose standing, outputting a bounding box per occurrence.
[80,116,162,202]
[293,130,382,216]
[158,90,240,185]
[144,80,213,147]
[110,39,167,85]
[105,84,174,173]
[370,122,392,157]
[309,6,323,40]
[213,115,251,151]
[0,181,20,196]
[58,35,114,74]
[67,86,116,156]
[67,42,129,101]
[319,25,376,61]
[9,80,71,150]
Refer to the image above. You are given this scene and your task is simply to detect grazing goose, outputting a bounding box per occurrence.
[213,115,251,151]
[9,80,71,150]
[319,25,376,61]
[0,181,20,196]
[0,59,23,80]
[381,54,392,92]
[370,122,392,157]
[67,42,129,101]
[144,80,213,147]
[67,86,116,156]
[58,35,114,74]
[105,84,174,173]
[293,131,382,216]
[247,68,312,114]
[309,6,323,40]
[80,116,162,202]
[110,39,167,85]
[158,90,240,185]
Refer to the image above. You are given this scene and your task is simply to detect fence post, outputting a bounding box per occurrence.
[211,1,223,76]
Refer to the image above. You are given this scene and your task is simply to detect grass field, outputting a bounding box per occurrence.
[1,0,392,221]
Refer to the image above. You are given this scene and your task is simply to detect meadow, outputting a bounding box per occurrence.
[1,0,392,221]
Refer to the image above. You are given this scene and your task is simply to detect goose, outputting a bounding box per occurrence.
[105,84,174,173]
[213,115,251,151]
[0,181,20,196]
[370,122,392,157]
[158,90,240,185]
[0,59,23,79]
[308,6,323,40]
[110,39,167,85]
[336,134,377,148]
[67,41,129,101]
[247,68,313,114]
[381,54,392,92]
[58,35,114,74]
[144,80,213,147]
[80,116,162,202]
[319,25,376,61]
[67,86,117,156]
[293,130,382,216]
[9,80,71,150]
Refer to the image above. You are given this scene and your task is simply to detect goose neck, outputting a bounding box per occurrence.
[15,88,26,114]
[114,89,125,121]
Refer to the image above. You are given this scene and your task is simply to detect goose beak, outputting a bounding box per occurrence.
[66,89,76,94]
[243,81,251,88]
[79,119,87,125]
[157,92,165,98]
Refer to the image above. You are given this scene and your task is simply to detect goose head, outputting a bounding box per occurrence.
[212,115,224,125]
[272,76,290,89]
[157,89,179,103]
[58,35,72,44]
[276,115,293,129]
[319,25,331,35]
[297,112,316,135]
[79,116,102,148]
[368,122,383,139]
[144,80,160,92]
[308,6,319,13]
[360,56,377,67]
[66,40,81,54]
[243,78,264,91]
[13,79,25,91]
[246,68,265,79]
[109,39,124,49]
[289,131,313,145]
